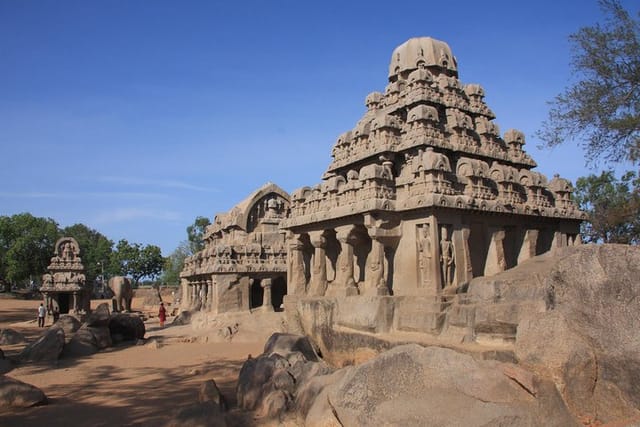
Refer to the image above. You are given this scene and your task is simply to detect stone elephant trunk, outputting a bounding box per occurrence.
[108,276,133,312]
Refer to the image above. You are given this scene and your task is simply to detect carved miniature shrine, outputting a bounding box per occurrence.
[180,183,290,313]
[41,237,91,315]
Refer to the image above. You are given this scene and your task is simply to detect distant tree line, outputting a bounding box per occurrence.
[0,213,164,292]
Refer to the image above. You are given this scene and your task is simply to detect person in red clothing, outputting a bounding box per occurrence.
[158,302,167,328]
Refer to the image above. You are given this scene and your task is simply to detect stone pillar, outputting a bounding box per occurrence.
[206,279,214,311]
[192,282,199,309]
[180,279,189,309]
[288,234,307,295]
[552,231,568,248]
[453,225,473,286]
[261,278,274,312]
[308,231,328,297]
[332,225,358,296]
[200,282,207,311]
[517,229,539,264]
[484,228,507,276]
[198,282,204,309]
[365,228,388,296]
[71,292,78,313]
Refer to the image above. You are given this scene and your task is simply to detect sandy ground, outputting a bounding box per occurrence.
[0,296,266,426]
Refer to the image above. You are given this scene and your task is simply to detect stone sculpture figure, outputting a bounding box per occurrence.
[62,242,74,260]
[417,224,432,287]
[440,227,454,287]
[108,276,133,312]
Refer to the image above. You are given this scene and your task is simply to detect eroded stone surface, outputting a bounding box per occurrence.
[0,329,25,345]
[19,326,65,363]
[0,375,47,409]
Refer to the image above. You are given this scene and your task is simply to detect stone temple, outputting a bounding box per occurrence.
[41,237,90,316]
[180,37,584,317]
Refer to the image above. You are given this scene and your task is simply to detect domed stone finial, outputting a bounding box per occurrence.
[389,37,457,81]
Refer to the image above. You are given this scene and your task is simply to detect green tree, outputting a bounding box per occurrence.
[62,223,113,289]
[110,239,164,287]
[0,213,60,289]
[539,0,640,163]
[160,241,191,287]
[187,216,211,253]
[574,170,640,243]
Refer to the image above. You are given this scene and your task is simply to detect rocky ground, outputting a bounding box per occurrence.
[0,297,267,427]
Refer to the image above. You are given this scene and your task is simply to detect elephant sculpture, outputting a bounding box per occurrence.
[108,276,133,312]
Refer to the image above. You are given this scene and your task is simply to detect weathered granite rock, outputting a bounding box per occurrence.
[0,349,13,375]
[63,325,112,358]
[165,378,230,427]
[198,379,227,411]
[237,333,333,420]
[296,368,351,421]
[86,302,110,327]
[172,310,192,326]
[263,333,319,362]
[92,326,112,349]
[53,315,81,343]
[0,375,47,408]
[306,344,576,427]
[109,313,145,343]
[19,326,65,363]
[0,329,25,345]
[513,245,640,423]
[63,330,97,357]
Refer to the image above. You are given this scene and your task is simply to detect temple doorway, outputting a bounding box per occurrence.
[271,277,287,311]
[58,294,70,314]
[250,279,263,310]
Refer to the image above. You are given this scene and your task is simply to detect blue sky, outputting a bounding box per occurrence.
[1,0,636,255]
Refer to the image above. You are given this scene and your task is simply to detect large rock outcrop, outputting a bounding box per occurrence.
[306,344,576,427]
[508,244,640,423]
[236,333,332,420]
[275,244,640,425]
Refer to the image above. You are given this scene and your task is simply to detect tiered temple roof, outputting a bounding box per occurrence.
[280,37,584,229]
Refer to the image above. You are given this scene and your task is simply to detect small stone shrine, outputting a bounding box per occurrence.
[180,183,290,313]
[41,237,90,315]
[180,37,585,318]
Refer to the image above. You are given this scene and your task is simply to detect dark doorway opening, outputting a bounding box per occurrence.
[271,277,287,311]
[250,279,263,309]
[58,294,70,314]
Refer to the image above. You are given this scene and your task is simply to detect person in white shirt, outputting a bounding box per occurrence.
[37,303,46,327]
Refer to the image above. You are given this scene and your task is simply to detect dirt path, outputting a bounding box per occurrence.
[0,297,265,426]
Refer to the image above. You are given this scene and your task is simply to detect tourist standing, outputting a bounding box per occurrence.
[158,302,166,328]
[37,303,46,327]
